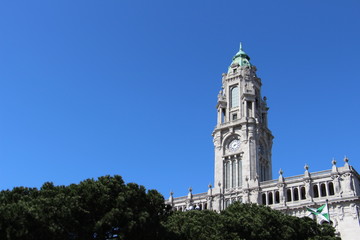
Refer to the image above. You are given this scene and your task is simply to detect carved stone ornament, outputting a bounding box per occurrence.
[303,178,311,184]
[350,203,359,220]
[337,206,344,220]
[331,174,339,180]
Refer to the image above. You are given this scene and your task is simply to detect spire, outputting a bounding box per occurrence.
[304,164,310,178]
[331,158,338,173]
[343,156,350,170]
[239,42,243,51]
[278,169,285,183]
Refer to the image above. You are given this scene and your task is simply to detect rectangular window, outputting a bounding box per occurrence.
[238,160,242,187]
[247,101,252,117]
[221,109,226,123]
[232,114,237,120]
[230,86,239,108]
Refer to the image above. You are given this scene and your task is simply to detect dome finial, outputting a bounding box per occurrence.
[239,42,243,51]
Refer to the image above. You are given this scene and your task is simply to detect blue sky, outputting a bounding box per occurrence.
[0,0,359,198]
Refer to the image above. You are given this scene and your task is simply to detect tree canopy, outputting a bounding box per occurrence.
[0,175,340,240]
[164,202,340,240]
[0,175,168,240]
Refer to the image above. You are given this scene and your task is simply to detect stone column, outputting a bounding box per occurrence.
[265,191,269,205]
[217,108,221,125]
[235,158,239,187]
[252,101,255,118]
[230,159,233,188]
[244,101,248,118]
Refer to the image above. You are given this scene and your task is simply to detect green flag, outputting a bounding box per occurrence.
[307,204,330,223]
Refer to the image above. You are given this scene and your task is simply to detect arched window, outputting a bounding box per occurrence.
[300,187,306,200]
[268,192,273,205]
[204,203,208,210]
[275,191,280,204]
[287,189,292,202]
[320,183,327,197]
[230,86,239,108]
[328,182,335,196]
[262,193,266,205]
[313,185,319,198]
[293,188,299,201]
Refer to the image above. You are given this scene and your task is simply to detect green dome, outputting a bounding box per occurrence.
[228,43,251,73]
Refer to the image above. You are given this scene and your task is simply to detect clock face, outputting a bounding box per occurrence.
[229,139,240,152]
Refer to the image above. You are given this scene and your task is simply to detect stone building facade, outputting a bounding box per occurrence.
[167,45,360,240]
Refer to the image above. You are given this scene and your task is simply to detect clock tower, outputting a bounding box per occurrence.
[168,44,360,240]
[212,44,273,194]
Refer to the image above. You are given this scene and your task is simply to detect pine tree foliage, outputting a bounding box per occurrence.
[0,176,339,240]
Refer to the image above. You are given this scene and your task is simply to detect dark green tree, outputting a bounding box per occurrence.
[163,202,340,240]
[0,175,168,240]
[0,177,340,240]
[163,210,226,240]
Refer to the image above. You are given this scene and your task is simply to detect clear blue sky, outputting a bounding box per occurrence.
[0,1,359,198]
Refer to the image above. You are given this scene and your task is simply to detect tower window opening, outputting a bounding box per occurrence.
[268,192,273,205]
[287,189,292,202]
[231,161,236,188]
[313,185,319,198]
[275,191,280,203]
[221,109,226,123]
[300,187,306,200]
[247,101,252,117]
[230,86,239,108]
[262,193,266,205]
[329,182,335,195]
[238,159,242,187]
[320,183,327,197]
[232,114,238,120]
[293,188,299,201]
[225,161,230,189]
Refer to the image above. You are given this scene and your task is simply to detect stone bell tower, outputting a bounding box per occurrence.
[212,44,273,193]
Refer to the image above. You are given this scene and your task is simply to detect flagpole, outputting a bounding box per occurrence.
[326,199,331,223]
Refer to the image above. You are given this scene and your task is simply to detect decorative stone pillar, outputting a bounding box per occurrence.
[169,191,174,208]
[303,164,313,202]
[277,169,286,206]
[342,157,356,197]
[207,184,213,210]
[331,159,341,196]
[186,187,193,210]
